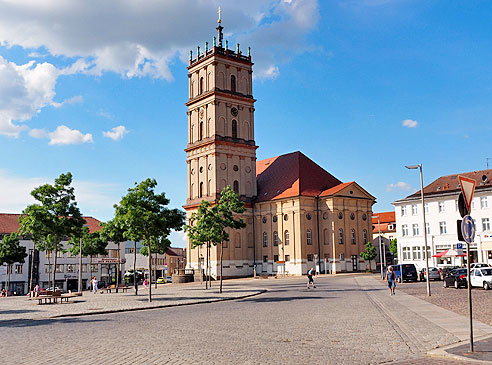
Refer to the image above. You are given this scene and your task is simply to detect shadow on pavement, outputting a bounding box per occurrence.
[240,295,328,303]
[0,309,41,315]
[0,317,109,328]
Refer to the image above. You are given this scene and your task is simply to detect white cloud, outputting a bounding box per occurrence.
[402,119,418,128]
[30,125,93,145]
[0,0,319,80]
[51,95,83,108]
[386,181,412,192]
[0,169,122,221]
[103,125,128,141]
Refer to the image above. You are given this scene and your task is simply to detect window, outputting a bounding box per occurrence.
[412,224,419,236]
[439,201,445,213]
[56,264,64,273]
[338,228,344,244]
[285,255,290,262]
[483,218,490,231]
[233,180,239,194]
[14,264,22,274]
[199,77,204,94]
[90,264,99,272]
[402,247,410,260]
[66,264,75,273]
[424,203,429,213]
[273,231,278,246]
[439,221,447,234]
[351,229,356,244]
[284,230,290,245]
[481,197,488,209]
[232,119,238,138]
[402,224,408,237]
[412,205,418,215]
[307,254,313,262]
[422,246,431,259]
[231,75,236,92]
[199,121,204,140]
[125,247,134,254]
[412,246,421,260]
[199,182,203,198]
[45,265,52,273]
[263,255,268,263]
[307,229,312,245]
[263,232,268,247]
[274,255,279,262]
[425,223,430,235]
[401,206,407,216]
[363,229,367,244]
[81,264,87,273]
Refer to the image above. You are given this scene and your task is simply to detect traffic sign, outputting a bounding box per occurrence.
[458,192,469,218]
[459,175,476,214]
[457,243,463,249]
[461,215,476,244]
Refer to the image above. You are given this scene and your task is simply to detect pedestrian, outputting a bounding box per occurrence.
[34,284,40,297]
[143,278,149,289]
[92,276,98,294]
[306,267,316,289]
[1,288,5,297]
[386,266,396,296]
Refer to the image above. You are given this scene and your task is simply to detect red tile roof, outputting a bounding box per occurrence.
[255,151,342,202]
[372,212,395,224]
[372,222,391,233]
[0,213,102,234]
[405,169,492,199]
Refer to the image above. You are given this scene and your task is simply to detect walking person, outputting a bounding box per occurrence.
[143,278,149,289]
[92,276,98,294]
[386,266,396,296]
[34,284,40,297]
[306,267,316,289]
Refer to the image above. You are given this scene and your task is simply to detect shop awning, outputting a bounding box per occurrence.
[432,249,465,257]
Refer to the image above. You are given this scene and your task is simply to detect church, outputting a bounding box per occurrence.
[184,18,375,277]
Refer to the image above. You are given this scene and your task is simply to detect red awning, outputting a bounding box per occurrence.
[432,249,465,257]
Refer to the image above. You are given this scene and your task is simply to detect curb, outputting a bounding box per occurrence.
[50,289,268,319]
[427,334,492,364]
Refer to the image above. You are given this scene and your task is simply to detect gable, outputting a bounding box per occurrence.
[320,182,375,201]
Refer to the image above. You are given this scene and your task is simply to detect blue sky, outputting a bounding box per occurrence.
[0,0,491,247]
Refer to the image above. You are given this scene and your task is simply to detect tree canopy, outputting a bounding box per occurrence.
[0,233,27,266]
[360,241,377,271]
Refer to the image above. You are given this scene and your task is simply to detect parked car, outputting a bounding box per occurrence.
[470,268,492,290]
[440,266,459,280]
[470,263,491,269]
[166,276,172,283]
[391,264,418,282]
[156,277,167,284]
[419,267,441,281]
[443,268,468,288]
[40,286,63,294]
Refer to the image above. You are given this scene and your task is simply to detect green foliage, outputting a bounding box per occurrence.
[389,239,398,257]
[186,201,223,249]
[68,228,107,257]
[100,219,126,246]
[217,185,246,240]
[360,241,377,271]
[139,236,171,256]
[0,233,27,265]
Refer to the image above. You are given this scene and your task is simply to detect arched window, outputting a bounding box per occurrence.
[199,121,204,140]
[199,182,203,198]
[235,232,241,248]
[273,231,278,246]
[199,77,204,94]
[363,229,367,244]
[307,229,312,245]
[324,229,329,245]
[232,119,238,139]
[284,230,290,246]
[233,180,239,194]
[338,228,344,244]
[351,229,356,244]
[263,232,268,247]
[231,75,236,93]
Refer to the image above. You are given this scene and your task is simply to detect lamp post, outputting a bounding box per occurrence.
[406,164,431,296]
[373,215,383,279]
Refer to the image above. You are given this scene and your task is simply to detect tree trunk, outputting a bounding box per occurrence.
[220,238,224,294]
[147,239,152,303]
[29,244,36,296]
[133,241,138,295]
[116,242,120,293]
[208,243,212,288]
[7,265,11,296]
[89,255,93,289]
[154,252,157,290]
[53,246,57,290]
[206,242,209,290]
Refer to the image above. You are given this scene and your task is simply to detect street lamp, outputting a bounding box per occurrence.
[406,164,431,296]
[373,215,384,279]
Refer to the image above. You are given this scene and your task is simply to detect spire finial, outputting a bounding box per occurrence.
[218,6,222,24]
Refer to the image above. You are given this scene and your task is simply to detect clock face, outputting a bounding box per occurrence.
[231,107,238,117]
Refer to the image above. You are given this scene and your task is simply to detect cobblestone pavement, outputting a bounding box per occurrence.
[0,275,472,364]
[399,279,492,326]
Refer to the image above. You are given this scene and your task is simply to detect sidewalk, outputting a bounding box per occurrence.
[0,282,265,322]
[356,275,492,364]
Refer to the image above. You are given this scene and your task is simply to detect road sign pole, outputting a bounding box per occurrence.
[466,240,474,352]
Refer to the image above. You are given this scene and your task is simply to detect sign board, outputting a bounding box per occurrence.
[461,215,476,244]
[95,258,119,264]
[457,243,463,250]
[276,261,286,264]
[165,267,168,274]
[458,193,469,218]
[458,175,476,214]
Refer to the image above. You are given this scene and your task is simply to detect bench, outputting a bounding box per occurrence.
[103,285,130,293]
[30,291,79,305]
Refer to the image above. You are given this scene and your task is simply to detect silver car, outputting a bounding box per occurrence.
[420,267,441,281]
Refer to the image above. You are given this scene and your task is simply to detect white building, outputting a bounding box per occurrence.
[394,169,492,269]
[0,214,125,295]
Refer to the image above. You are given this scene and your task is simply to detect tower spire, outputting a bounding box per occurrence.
[216,6,224,48]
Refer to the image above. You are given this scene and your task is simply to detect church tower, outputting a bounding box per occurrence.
[184,14,257,277]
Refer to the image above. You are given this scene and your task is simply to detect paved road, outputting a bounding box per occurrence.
[0,275,474,364]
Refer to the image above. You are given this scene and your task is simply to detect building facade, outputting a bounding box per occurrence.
[394,169,492,269]
[0,214,125,294]
[372,211,396,266]
[185,20,375,277]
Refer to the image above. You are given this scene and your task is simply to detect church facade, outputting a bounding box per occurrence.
[184,21,375,277]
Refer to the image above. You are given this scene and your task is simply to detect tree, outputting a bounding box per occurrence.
[68,228,107,287]
[20,173,85,290]
[360,242,377,272]
[100,220,126,292]
[389,239,398,257]
[139,236,171,289]
[0,233,27,295]
[114,178,185,302]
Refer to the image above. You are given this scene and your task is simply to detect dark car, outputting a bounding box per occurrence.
[443,268,468,289]
[391,264,418,282]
